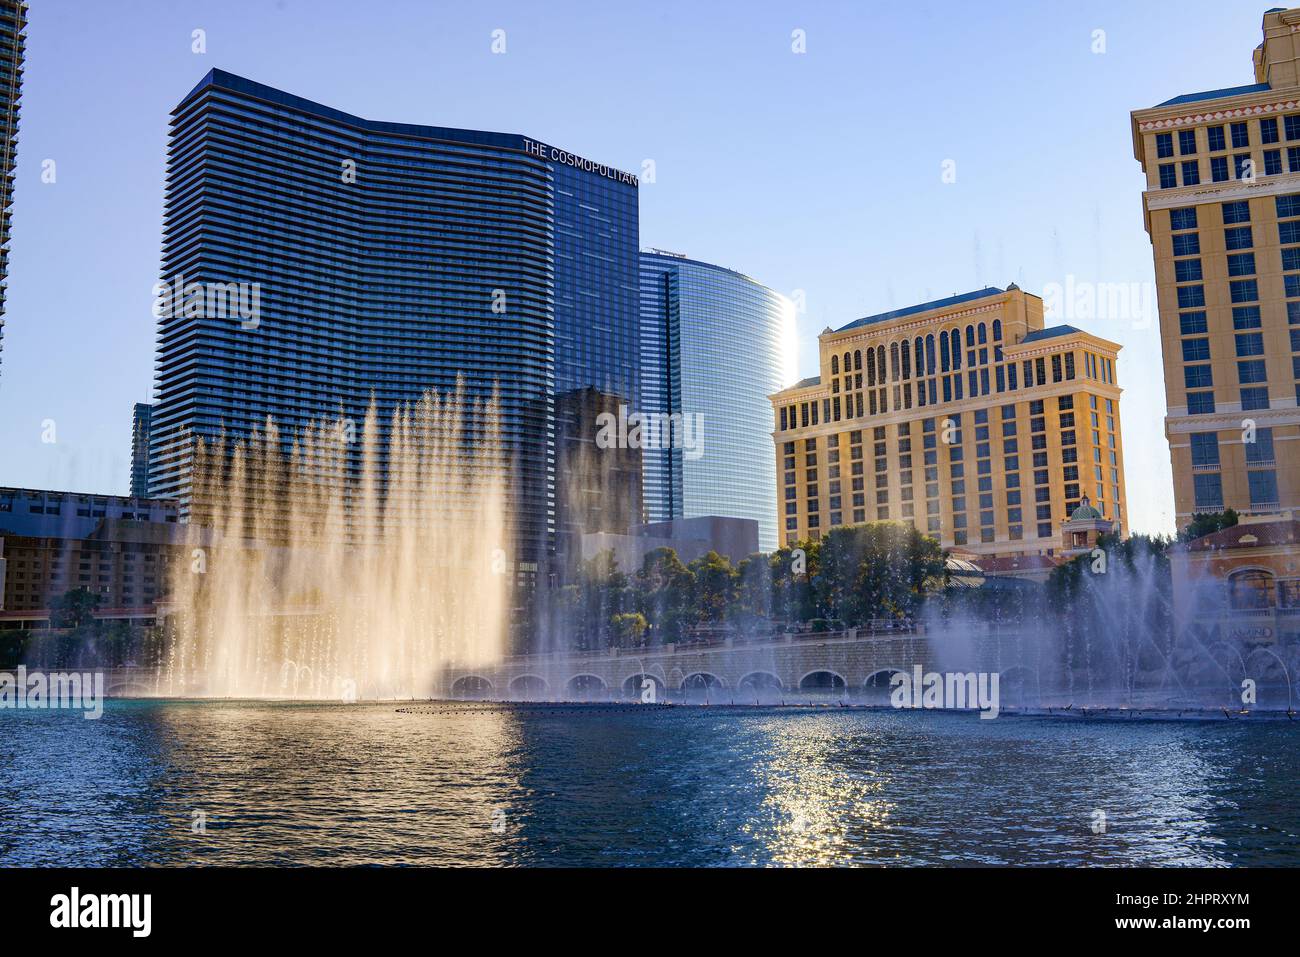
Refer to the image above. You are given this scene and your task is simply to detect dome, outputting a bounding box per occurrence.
[1069,495,1104,522]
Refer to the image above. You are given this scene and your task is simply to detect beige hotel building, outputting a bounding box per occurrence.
[1132,6,1300,526]
[769,285,1126,557]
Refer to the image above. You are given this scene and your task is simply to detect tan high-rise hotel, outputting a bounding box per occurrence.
[1132,7,1300,526]
[769,286,1126,557]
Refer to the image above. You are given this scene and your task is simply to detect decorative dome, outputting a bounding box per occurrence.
[1069,495,1104,522]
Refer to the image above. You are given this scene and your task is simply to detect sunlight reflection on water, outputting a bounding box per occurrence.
[0,701,1296,866]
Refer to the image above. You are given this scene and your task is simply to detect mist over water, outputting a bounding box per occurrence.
[155,388,510,700]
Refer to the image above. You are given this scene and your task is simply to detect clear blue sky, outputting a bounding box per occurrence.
[0,0,1278,535]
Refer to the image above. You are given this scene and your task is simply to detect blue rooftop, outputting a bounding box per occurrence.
[1021,325,1084,344]
[1157,82,1271,107]
[836,287,1006,333]
[792,375,821,389]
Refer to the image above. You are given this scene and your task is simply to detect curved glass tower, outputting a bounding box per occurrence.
[639,251,795,552]
[150,70,639,576]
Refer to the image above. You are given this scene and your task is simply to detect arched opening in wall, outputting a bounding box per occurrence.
[680,672,724,703]
[799,670,846,698]
[1228,569,1276,611]
[863,668,904,705]
[566,674,607,702]
[621,673,666,702]
[451,675,493,700]
[737,671,783,704]
[508,674,549,701]
[1244,647,1291,711]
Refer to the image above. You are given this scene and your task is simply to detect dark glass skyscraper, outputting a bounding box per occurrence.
[130,402,153,499]
[639,251,794,552]
[0,0,25,386]
[149,70,639,574]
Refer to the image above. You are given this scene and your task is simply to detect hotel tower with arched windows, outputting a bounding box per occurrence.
[769,285,1128,558]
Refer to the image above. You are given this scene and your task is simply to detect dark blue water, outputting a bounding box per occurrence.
[1,701,1297,866]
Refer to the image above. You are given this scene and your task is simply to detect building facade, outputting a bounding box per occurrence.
[0,487,181,624]
[148,70,639,579]
[130,402,153,499]
[1169,518,1300,659]
[0,0,24,386]
[639,250,795,552]
[1132,6,1300,528]
[769,286,1127,557]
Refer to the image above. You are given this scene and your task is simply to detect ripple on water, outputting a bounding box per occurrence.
[0,702,1296,866]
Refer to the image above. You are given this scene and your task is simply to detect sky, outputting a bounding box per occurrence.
[0,0,1281,536]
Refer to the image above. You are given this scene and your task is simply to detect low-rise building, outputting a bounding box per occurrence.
[0,487,182,627]
[1169,517,1300,649]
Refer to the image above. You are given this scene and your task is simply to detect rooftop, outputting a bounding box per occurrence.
[1155,82,1271,108]
[975,554,1060,573]
[178,68,637,183]
[836,287,1007,333]
[1177,519,1300,553]
[1020,324,1085,345]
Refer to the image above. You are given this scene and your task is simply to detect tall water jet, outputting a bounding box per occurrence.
[157,387,511,700]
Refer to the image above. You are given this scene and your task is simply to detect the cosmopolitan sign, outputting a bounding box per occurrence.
[522,138,639,187]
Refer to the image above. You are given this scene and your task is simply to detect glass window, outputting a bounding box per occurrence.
[1235,332,1265,356]
[1184,364,1213,389]
[1224,226,1253,250]
[1222,200,1251,224]
[1193,472,1223,510]
[1277,193,1300,219]
[1238,359,1268,384]
[1233,306,1262,329]
[1229,569,1275,610]
[1227,253,1255,276]
[1240,387,1270,411]
[1248,471,1279,508]
[1190,432,1220,467]
[1245,427,1274,464]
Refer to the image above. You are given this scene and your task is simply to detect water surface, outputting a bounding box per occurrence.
[1,701,1296,866]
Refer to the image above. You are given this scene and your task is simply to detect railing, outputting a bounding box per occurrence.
[498,622,925,663]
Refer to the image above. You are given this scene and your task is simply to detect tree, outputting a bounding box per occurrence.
[49,587,100,630]
[1046,533,1176,683]
[815,523,945,624]
[633,547,694,642]
[769,540,820,624]
[686,551,738,624]
[733,554,774,627]
[0,629,32,669]
[610,612,648,647]
[1179,509,1238,543]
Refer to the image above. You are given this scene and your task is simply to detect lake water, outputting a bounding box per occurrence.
[1,701,1297,866]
